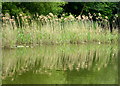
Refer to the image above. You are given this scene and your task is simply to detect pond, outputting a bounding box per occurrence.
[2,44,118,84]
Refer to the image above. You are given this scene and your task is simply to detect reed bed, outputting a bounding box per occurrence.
[2,44,118,80]
[2,13,118,48]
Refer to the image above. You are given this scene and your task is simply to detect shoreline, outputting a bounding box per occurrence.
[2,41,118,49]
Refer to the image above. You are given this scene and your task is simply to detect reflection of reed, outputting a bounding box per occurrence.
[2,44,117,79]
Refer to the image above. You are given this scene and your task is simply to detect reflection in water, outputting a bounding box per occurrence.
[2,44,118,84]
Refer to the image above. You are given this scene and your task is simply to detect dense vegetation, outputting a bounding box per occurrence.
[2,2,119,19]
[1,2,119,48]
[1,2,119,84]
[2,2,66,16]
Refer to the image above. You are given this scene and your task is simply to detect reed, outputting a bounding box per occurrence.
[2,13,118,48]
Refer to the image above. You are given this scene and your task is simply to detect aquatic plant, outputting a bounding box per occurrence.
[1,13,118,48]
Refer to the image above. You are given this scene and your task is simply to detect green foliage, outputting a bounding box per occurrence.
[2,2,119,21]
[2,2,65,16]
[63,2,119,19]
[2,3,22,16]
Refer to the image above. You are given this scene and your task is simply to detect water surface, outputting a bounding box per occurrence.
[2,44,118,84]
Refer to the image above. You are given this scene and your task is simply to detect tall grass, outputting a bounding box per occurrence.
[2,13,118,48]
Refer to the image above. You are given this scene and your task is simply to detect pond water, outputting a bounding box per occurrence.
[2,44,118,84]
